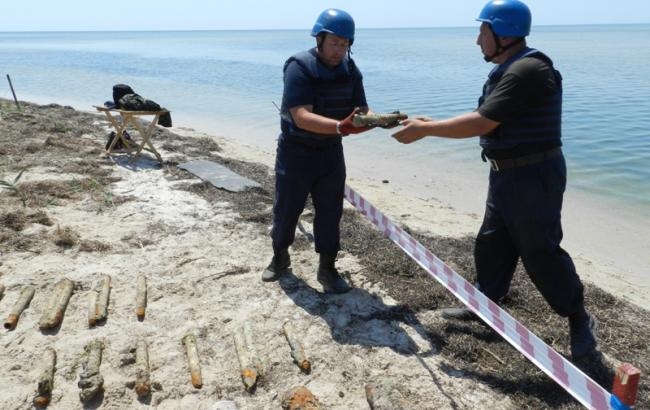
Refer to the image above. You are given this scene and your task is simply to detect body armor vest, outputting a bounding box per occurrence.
[280,49,359,146]
[479,48,562,150]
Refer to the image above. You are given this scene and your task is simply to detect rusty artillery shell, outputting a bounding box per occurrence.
[33,347,57,407]
[134,338,151,397]
[281,386,321,410]
[4,285,35,330]
[182,333,202,388]
[244,323,263,376]
[88,275,111,327]
[233,323,262,392]
[87,291,98,327]
[39,278,74,330]
[352,112,408,127]
[78,339,104,403]
[282,321,311,373]
[135,275,147,320]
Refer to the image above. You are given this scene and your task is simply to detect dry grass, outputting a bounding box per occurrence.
[78,239,112,253]
[53,225,80,248]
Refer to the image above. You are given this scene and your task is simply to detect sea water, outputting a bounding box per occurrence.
[1,26,649,220]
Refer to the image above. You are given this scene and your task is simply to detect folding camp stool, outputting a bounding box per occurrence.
[94,105,169,164]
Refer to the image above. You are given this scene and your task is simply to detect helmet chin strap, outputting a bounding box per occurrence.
[483,29,524,62]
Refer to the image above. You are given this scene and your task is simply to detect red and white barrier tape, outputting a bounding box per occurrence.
[344,184,614,410]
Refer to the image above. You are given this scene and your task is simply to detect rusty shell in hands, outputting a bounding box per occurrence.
[352,112,408,127]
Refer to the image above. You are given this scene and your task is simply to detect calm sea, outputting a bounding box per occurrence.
[1,26,649,219]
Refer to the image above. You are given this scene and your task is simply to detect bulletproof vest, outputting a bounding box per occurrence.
[280,49,359,146]
[479,48,563,150]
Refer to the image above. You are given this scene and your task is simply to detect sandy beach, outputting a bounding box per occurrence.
[0,101,648,409]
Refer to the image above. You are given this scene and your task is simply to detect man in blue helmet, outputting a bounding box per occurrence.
[392,0,598,361]
[262,9,376,293]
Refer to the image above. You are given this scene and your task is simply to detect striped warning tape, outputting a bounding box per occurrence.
[344,184,615,410]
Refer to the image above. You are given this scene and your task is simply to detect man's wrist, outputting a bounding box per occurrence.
[336,121,342,136]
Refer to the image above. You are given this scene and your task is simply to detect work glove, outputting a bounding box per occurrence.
[337,108,373,136]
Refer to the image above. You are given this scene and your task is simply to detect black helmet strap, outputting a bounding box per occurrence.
[315,32,353,55]
[484,27,524,62]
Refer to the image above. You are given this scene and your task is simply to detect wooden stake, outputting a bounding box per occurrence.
[6,74,20,110]
[182,333,202,388]
[135,275,147,320]
[282,321,311,373]
[33,347,57,407]
[39,279,74,330]
[4,285,35,330]
[134,339,151,397]
[78,340,104,403]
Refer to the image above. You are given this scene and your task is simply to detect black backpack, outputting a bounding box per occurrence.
[112,84,135,108]
[111,83,173,127]
[104,130,133,150]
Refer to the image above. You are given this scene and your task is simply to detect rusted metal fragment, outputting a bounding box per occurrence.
[281,386,320,410]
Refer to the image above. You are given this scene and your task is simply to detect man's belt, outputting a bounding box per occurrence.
[482,147,562,172]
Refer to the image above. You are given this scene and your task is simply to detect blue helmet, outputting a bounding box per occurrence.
[311,9,355,45]
[476,0,531,37]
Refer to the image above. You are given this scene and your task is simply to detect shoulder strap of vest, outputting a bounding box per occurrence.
[488,47,556,80]
[283,48,355,78]
[283,50,314,74]
[520,48,555,67]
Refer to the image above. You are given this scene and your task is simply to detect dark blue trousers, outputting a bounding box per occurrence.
[474,153,585,317]
[271,139,345,255]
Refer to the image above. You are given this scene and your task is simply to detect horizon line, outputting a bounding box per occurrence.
[2,22,649,34]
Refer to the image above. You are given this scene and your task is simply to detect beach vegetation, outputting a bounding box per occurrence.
[0,98,647,409]
[53,224,79,248]
[0,168,28,207]
[78,239,112,253]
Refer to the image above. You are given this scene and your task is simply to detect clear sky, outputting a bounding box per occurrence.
[3,0,649,31]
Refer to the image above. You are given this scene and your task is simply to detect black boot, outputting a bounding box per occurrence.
[261,248,290,282]
[317,253,351,294]
[569,308,597,359]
